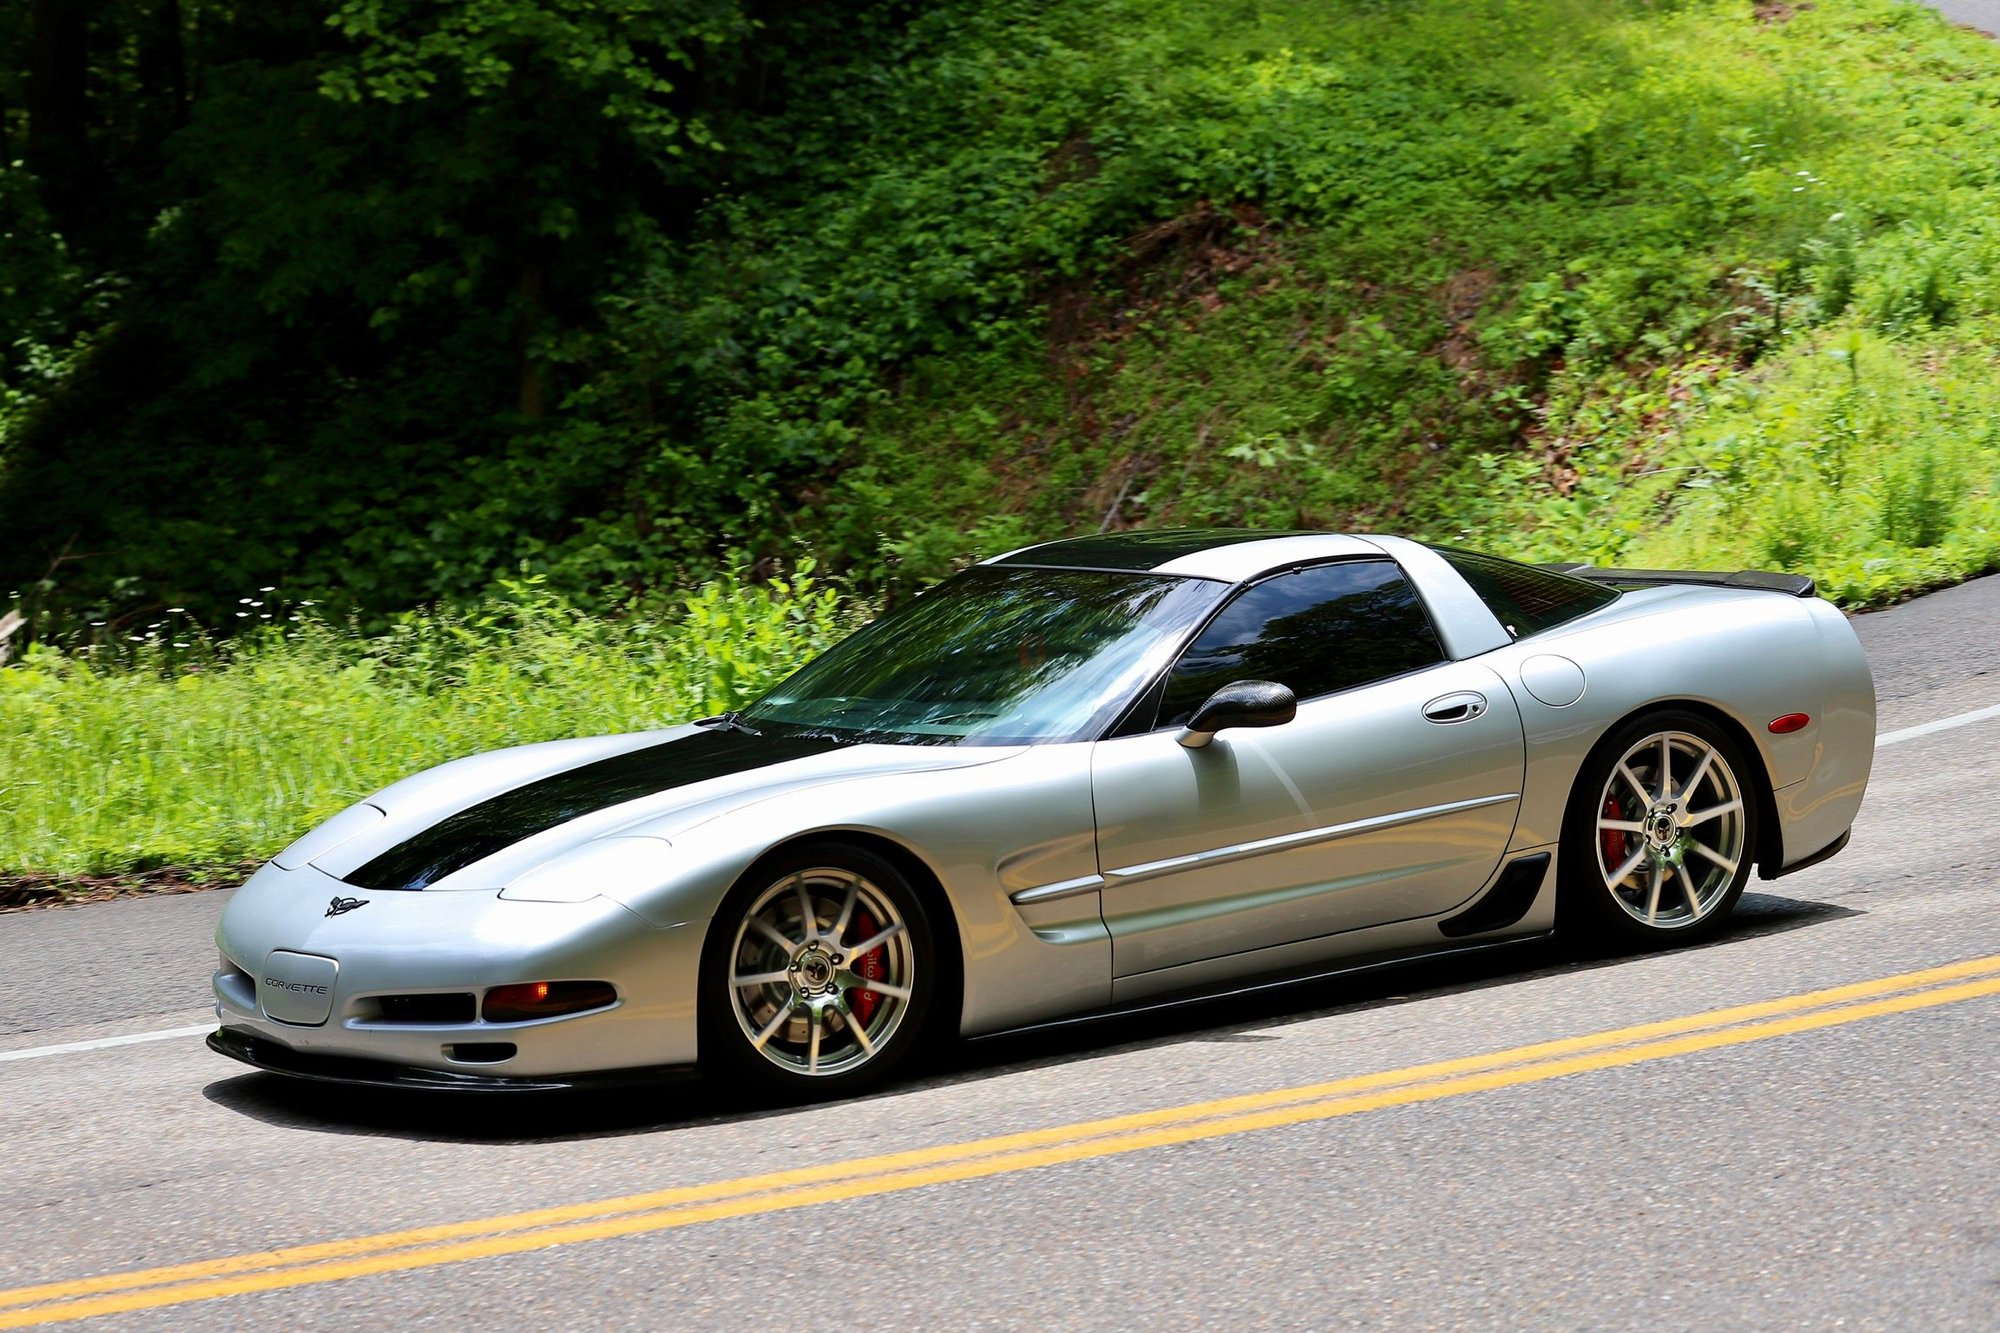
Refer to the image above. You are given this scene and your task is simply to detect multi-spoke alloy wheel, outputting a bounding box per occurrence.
[702,844,934,1095]
[1564,711,1760,947]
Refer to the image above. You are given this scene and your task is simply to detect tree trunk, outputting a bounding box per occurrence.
[514,256,549,418]
[27,0,92,234]
[143,0,188,130]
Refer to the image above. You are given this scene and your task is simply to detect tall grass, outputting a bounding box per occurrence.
[1469,325,2000,605]
[0,569,851,878]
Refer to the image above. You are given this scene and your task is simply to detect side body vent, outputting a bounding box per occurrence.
[1439,853,1551,939]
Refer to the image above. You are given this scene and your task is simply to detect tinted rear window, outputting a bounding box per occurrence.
[1435,547,1619,639]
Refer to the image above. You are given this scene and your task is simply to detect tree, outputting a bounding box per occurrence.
[26,0,92,237]
[0,0,926,626]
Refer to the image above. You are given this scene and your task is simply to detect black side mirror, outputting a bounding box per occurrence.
[1177,679,1297,749]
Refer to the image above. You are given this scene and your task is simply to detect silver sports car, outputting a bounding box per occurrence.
[209,530,1874,1096]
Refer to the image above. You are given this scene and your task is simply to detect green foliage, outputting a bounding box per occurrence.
[1878,442,1962,551]
[12,0,2000,885]
[587,0,2000,593]
[0,160,88,436]
[0,0,904,629]
[322,0,749,157]
[0,564,851,877]
[6,0,2000,631]
[1478,327,2000,606]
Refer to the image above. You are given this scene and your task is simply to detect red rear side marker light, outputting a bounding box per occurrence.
[1768,713,1811,734]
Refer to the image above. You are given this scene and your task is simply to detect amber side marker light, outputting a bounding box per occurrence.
[483,980,617,1023]
[1768,713,1812,734]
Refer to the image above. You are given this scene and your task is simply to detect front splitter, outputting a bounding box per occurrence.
[207,1027,696,1094]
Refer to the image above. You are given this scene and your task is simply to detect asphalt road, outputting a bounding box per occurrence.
[1927,0,2000,37]
[3,573,1998,1330]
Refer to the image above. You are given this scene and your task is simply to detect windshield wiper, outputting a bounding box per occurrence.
[695,711,762,736]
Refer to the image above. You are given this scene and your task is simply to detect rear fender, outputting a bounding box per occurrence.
[1765,599,1874,874]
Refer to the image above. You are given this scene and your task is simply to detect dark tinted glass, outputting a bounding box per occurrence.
[1157,560,1444,727]
[1435,546,1619,639]
[992,528,1312,571]
[742,566,1227,744]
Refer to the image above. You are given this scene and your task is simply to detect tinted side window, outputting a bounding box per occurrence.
[1157,560,1445,727]
[1435,547,1619,639]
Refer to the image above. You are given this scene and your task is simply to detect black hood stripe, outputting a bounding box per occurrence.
[345,729,844,891]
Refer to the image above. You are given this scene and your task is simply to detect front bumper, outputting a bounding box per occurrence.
[213,859,707,1080]
[207,1027,695,1093]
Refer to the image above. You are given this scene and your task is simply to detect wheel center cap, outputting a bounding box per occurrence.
[1645,807,1679,850]
[791,948,836,994]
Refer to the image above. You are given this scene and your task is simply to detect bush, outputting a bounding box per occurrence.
[0,564,852,877]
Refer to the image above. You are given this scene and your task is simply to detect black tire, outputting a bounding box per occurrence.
[699,841,937,1100]
[1560,709,1761,951]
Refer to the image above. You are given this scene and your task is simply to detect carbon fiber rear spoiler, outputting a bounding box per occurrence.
[1539,564,1817,598]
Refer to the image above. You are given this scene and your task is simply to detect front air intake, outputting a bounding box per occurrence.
[373,993,478,1024]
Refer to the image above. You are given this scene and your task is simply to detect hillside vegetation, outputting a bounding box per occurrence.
[0,571,849,880]
[784,0,2000,605]
[4,0,2000,880]
[5,0,2000,631]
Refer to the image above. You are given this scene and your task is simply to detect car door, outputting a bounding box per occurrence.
[1090,558,1525,979]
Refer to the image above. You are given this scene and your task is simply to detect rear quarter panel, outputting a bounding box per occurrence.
[1781,598,1875,866]
[1488,585,1863,863]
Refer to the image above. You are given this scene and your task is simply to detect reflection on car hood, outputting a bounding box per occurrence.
[309,725,1019,890]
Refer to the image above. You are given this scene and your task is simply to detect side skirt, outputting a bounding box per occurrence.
[964,932,1551,1044]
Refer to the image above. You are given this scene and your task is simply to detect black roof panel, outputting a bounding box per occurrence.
[990,528,1314,572]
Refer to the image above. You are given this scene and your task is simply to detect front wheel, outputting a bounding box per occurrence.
[1561,711,1759,949]
[699,843,936,1099]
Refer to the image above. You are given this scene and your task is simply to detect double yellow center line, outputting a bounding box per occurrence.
[6,952,2000,1327]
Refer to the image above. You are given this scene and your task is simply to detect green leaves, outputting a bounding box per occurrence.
[0,563,852,876]
[320,0,753,159]
[8,0,2000,631]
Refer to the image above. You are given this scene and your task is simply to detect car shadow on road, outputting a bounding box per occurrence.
[201,889,1858,1145]
[947,889,1859,1078]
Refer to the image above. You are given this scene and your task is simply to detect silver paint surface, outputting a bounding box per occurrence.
[1519,653,1586,707]
[213,535,1873,1080]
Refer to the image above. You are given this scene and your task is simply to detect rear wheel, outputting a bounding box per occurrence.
[700,843,935,1099]
[1562,711,1758,949]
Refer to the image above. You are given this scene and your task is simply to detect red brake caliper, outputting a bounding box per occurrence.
[1601,795,1625,874]
[850,909,884,1027]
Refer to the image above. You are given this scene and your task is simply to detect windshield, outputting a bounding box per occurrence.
[740,566,1227,745]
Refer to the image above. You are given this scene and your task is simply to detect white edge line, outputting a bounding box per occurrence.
[1877,701,2000,748]
[0,1023,212,1064]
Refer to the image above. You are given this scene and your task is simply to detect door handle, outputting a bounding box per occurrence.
[1423,691,1487,724]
